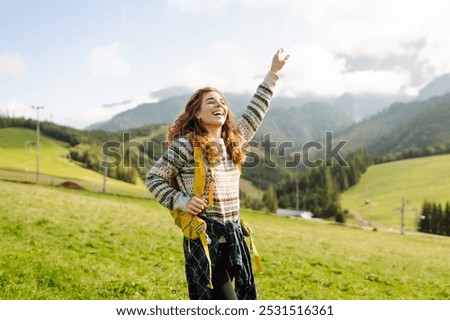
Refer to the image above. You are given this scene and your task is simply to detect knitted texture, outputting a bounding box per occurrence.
[146,80,275,223]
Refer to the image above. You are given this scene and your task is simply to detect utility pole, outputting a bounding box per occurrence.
[295,178,299,214]
[400,197,407,235]
[102,153,108,193]
[31,106,44,183]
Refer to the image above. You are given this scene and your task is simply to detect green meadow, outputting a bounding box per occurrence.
[341,154,450,230]
[1,127,449,299]
[0,128,148,197]
[0,180,449,300]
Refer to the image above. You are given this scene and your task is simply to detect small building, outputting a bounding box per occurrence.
[276,208,313,220]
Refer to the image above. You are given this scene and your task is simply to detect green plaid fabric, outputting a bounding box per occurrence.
[183,216,257,300]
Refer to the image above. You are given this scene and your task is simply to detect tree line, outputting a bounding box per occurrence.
[0,116,121,146]
[69,143,138,184]
[240,184,279,213]
[418,201,450,237]
[374,141,450,164]
[239,149,373,220]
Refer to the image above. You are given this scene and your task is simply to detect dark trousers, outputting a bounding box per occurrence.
[210,243,237,300]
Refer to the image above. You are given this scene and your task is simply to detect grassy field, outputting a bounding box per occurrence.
[1,180,449,300]
[341,154,450,230]
[1,127,449,299]
[0,127,149,197]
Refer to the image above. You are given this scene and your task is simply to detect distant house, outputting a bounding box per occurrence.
[276,208,313,220]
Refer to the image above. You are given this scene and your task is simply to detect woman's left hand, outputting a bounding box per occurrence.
[271,48,290,74]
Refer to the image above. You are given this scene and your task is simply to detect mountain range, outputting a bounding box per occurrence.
[85,73,450,156]
[86,91,409,133]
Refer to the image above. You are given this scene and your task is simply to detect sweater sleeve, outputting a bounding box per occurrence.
[238,71,279,143]
[145,137,191,211]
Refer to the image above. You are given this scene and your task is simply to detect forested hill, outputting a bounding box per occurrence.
[334,92,450,157]
[370,94,450,154]
[86,95,189,132]
[255,101,352,147]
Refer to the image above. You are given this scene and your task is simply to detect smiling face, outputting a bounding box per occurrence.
[196,91,229,130]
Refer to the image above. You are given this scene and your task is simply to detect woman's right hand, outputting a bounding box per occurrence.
[270,48,290,74]
[186,196,207,215]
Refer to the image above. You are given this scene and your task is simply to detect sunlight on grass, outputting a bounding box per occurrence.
[341,154,450,229]
[0,128,148,198]
[1,181,449,300]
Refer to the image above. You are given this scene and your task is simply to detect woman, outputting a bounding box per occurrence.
[146,49,289,299]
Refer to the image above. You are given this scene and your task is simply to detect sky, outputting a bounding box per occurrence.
[1,0,450,129]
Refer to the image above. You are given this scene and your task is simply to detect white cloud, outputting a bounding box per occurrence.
[279,44,413,97]
[88,43,131,77]
[177,41,265,93]
[0,53,28,77]
[0,99,30,117]
[273,0,450,97]
[281,44,346,96]
[63,95,158,129]
[167,0,231,16]
[168,0,450,98]
[343,69,411,95]
[167,0,286,15]
[416,14,450,85]
[175,41,413,98]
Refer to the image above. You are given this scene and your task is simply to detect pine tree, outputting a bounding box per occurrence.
[437,204,443,235]
[298,175,310,211]
[347,165,359,186]
[419,201,431,233]
[320,168,341,218]
[335,209,346,223]
[430,203,441,235]
[444,202,450,236]
[262,184,278,213]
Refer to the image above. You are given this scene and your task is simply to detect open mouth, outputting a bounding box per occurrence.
[212,109,225,116]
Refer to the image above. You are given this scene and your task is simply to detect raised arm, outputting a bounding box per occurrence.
[238,48,289,143]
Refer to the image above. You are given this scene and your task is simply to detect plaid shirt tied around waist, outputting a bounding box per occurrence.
[183,216,257,300]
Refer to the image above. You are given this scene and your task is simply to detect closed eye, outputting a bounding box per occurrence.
[205,97,226,105]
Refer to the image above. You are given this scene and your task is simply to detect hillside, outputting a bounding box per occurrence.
[335,92,450,155]
[0,128,148,197]
[369,95,450,154]
[256,101,352,146]
[87,94,353,151]
[86,95,189,132]
[341,154,450,229]
[417,72,450,101]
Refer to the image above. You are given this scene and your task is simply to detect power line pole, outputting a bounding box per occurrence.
[400,197,407,235]
[31,106,44,183]
[102,153,108,193]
